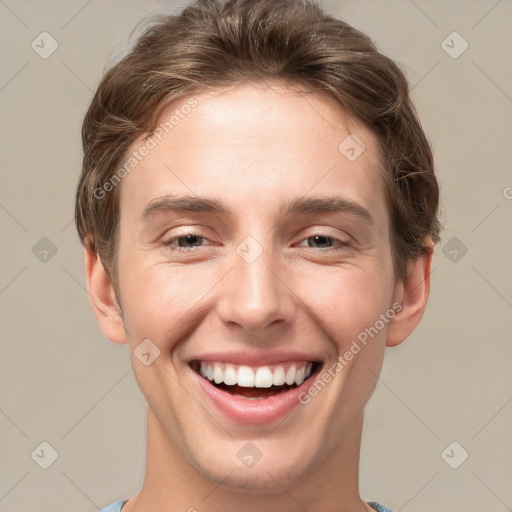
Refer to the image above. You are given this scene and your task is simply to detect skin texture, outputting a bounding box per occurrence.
[86,81,433,512]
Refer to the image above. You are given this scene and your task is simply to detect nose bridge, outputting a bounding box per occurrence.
[216,233,294,331]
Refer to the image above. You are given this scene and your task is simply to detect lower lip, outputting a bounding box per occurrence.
[192,367,318,425]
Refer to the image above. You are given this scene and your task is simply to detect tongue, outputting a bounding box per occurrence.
[217,383,293,397]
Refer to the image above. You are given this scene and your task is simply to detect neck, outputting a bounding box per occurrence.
[124,408,372,512]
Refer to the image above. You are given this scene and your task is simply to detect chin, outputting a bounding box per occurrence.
[184,443,316,495]
[202,464,305,495]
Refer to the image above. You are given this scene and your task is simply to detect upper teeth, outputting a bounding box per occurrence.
[199,362,313,388]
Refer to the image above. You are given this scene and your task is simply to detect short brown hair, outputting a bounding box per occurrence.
[75,0,442,290]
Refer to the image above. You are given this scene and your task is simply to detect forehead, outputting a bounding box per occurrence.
[119,81,388,230]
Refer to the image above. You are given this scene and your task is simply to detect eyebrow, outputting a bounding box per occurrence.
[141,194,374,226]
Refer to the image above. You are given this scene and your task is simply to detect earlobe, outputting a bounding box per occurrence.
[84,241,127,345]
[386,241,434,347]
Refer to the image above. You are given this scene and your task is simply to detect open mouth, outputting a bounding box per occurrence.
[190,360,322,400]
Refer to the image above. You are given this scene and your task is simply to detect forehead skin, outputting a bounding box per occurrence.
[117,80,393,293]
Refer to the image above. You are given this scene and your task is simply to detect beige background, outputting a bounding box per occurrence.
[1,0,511,511]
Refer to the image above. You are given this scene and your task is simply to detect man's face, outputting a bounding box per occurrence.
[115,82,400,491]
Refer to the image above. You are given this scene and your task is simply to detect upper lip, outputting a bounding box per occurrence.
[186,350,323,367]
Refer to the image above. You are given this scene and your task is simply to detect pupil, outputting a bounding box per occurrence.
[312,235,331,248]
[179,235,200,247]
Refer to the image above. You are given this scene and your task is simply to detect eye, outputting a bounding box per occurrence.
[162,231,209,252]
[297,234,351,251]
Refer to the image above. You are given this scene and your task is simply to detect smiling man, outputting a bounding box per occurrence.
[75,1,441,511]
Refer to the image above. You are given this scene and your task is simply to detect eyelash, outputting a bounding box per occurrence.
[161,231,351,253]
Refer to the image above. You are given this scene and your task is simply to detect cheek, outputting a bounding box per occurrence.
[118,261,216,344]
[294,264,394,342]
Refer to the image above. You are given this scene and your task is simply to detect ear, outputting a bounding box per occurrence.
[386,240,434,347]
[85,241,127,345]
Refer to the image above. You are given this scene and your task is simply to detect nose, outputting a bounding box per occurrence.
[216,239,296,333]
